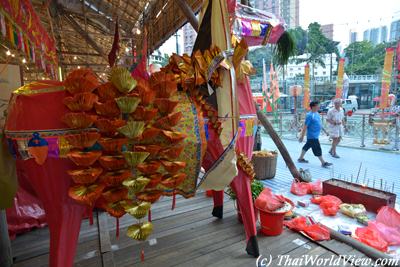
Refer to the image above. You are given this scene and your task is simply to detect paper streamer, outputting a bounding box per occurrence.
[303,64,310,110]
[380,48,394,109]
[335,58,345,99]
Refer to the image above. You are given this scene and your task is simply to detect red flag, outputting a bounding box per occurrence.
[108,18,119,67]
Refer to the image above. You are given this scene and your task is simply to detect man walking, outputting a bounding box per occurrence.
[326,99,345,158]
[298,101,332,168]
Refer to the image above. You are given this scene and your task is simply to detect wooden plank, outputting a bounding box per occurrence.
[97,211,115,267]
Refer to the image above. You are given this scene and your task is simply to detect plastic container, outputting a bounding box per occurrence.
[205,190,213,197]
[258,199,294,236]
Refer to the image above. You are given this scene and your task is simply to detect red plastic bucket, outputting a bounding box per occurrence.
[205,190,213,197]
[257,198,294,236]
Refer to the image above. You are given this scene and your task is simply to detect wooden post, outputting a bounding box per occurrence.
[0,210,12,267]
[175,0,199,31]
[256,105,302,180]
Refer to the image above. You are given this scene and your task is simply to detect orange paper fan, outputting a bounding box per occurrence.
[133,145,162,157]
[160,160,187,174]
[67,150,102,167]
[137,161,161,174]
[65,69,100,95]
[150,72,178,98]
[97,82,121,101]
[99,169,131,187]
[94,101,120,117]
[67,167,103,184]
[65,132,101,149]
[63,92,98,112]
[68,183,105,206]
[98,138,128,153]
[131,106,158,121]
[95,119,126,135]
[141,127,161,139]
[161,130,187,143]
[136,190,163,203]
[63,113,97,129]
[160,173,187,188]
[140,89,156,106]
[99,155,127,171]
[154,99,179,114]
[102,187,128,203]
[154,112,183,130]
[159,145,184,160]
[105,200,128,218]
[145,173,163,189]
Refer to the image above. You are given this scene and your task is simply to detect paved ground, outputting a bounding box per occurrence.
[260,134,400,197]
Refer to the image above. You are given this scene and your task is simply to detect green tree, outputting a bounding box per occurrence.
[248,46,273,76]
[288,26,308,56]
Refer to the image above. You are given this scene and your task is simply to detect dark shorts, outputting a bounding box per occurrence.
[302,139,322,157]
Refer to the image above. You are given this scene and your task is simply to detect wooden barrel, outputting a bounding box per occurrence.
[252,152,278,180]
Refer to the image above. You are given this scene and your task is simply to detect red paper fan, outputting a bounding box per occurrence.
[65,132,101,149]
[97,82,121,101]
[159,145,184,160]
[99,169,131,187]
[95,119,126,135]
[141,127,161,139]
[63,92,98,112]
[68,183,105,206]
[136,190,163,203]
[105,200,128,218]
[63,113,97,129]
[102,187,128,203]
[154,99,179,114]
[154,112,183,130]
[150,72,177,98]
[161,130,187,143]
[99,156,126,171]
[94,101,120,117]
[67,167,103,184]
[65,69,100,94]
[137,161,161,174]
[67,150,102,167]
[145,173,163,189]
[98,138,128,153]
[131,106,158,121]
[160,173,187,188]
[160,160,187,174]
[133,145,162,157]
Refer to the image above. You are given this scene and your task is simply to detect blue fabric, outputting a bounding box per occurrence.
[305,112,321,139]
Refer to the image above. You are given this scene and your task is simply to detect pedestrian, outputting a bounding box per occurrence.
[298,101,332,168]
[326,98,345,158]
[253,120,262,151]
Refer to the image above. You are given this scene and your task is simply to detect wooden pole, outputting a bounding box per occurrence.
[256,104,302,180]
[175,0,199,31]
[0,210,12,267]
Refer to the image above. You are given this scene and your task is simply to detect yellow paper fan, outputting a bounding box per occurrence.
[109,67,137,94]
[124,201,151,219]
[115,96,141,114]
[122,151,150,167]
[122,176,150,193]
[117,121,145,139]
[127,222,153,241]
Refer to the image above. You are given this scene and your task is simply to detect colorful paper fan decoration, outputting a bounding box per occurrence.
[145,173,163,188]
[65,69,100,94]
[94,101,121,117]
[99,169,131,186]
[115,96,141,114]
[122,176,150,193]
[122,151,150,167]
[159,145,185,160]
[97,82,121,101]
[137,161,161,174]
[131,106,158,121]
[127,222,153,241]
[67,150,102,167]
[95,119,126,135]
[160,173,187,188]
[105,200,127,218]
[124,201,151,219]
[109,67,137,94]
[65,132,101,149]
[99,155,127,170]
[139,89,156,106]
[68,183,105,206]
[63,92,98,112]
[154,99,179,115]
[133,145,162,157]
[63,113,97,129]
[141,127,161,140]
[98,137,128,153]
[135,191,163,203]
[161,130,187,143]
[117,121,145,139]
[67,168,103,184]
[102,187,128,203]
[154,112,183,130]
[150,72,178,98]
[160,160,187,174]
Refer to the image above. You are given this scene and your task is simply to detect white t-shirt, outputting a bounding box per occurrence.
[327,108,344,137]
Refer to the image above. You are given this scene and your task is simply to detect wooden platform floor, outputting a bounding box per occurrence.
[11,193,373,267]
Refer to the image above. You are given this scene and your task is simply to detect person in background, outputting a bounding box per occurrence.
[326,98,345,158]
[253,120,262,151]
[298,101,332,168]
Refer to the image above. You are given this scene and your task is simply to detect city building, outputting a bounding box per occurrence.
[321,24,334,40]
[182,22,197,55]
[363,26,388,45]
[349,31,358,43]
[249,0,299,28]
[284,53,338,78]
[390,20,400,42]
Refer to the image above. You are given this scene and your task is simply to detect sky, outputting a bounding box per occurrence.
[157,0,400,56]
